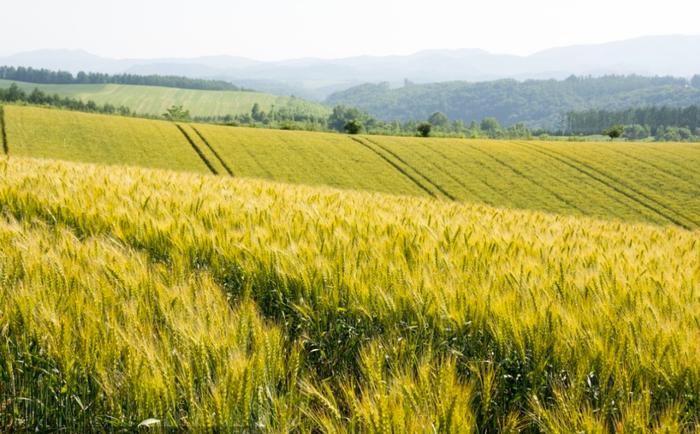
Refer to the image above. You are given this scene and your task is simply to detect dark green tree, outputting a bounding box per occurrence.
[417,122,432,137]
[603,124,624,140]
[328,105,368,132]
[251,103,264,122]
[344,120,362,134]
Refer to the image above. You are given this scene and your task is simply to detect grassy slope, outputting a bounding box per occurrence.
[193,123,426,195]
[0,79,330,117]
[3,105,700,229]
[4,105,209,172]
[356,135,700,229]
[0,157,698,431]
[194,124,700,229]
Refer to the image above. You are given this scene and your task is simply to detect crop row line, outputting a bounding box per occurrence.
[191,126,234,176]
[349,137,437,198]
[363,137,456,200]
[175,124,218,175]
[469,144,586,214]
[418,145,481,197]
[441,144,516,203]
[609,147,700,187]
[412,144,485,201]
[0,106,7,155]
[516,141,694,230]
[526,141,699,229]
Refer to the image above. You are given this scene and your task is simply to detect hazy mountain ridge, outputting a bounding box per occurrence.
[1,35,699,99]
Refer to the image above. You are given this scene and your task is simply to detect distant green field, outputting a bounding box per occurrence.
[0,79,330,118]
[3,104,699,229]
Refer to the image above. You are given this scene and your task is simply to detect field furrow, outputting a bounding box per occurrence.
[4,105,210,173]
[531,141,699,229]
[349,136,438,197]
[363,137,456,200]
[468,143,585,213]
[175,123,219,174]
[518,141,694,228]
[193,123,427,196]
[0,105,7,155]
[191,126,234,176]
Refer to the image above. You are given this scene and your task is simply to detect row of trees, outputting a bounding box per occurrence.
[0,66,243,91]
[601,123,700,142]
[0,83,132,115]
[180,103,536,139]
[566,106,700,135]
[326,106,534,138]
[193,102,329,130]
[326,75,700,130]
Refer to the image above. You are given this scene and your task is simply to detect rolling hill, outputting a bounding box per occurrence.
[1,156,698,431]
[2,104,699,229]
[0,79,330,118]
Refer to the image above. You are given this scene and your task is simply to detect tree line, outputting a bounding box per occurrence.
[326,75,700,130]
[325,106,534,138]
[566,106,700,141]
[198,104,535,138]
[0,66,244,91]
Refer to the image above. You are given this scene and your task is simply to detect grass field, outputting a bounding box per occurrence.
[345,135,700,229]
[0,79,330,118]
[192,123,427,195]
[3,105,210,172]
[0,156,698,431]
[2,105,700,230]
[191,123,700,229]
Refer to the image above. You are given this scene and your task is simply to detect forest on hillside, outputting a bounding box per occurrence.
[0,66,243,91]
[326,75,700,129]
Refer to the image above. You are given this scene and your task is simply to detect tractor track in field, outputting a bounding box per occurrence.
[349,137,437,198]
[412,144,484,201]
[445,144,515,203]
[175,124,219,175]
[611,148,700,187]
[0,106,8,155]
[362,137,456,200]
[468,144,586,214]
[516,141,696,230]
[191,126,235,176]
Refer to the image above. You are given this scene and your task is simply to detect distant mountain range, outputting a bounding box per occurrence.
[1,35,699,100]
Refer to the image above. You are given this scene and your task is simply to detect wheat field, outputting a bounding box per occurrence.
[3,105,700,229]
[0,156,698,432]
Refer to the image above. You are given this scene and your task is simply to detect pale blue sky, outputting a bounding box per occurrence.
[2,0,699,60]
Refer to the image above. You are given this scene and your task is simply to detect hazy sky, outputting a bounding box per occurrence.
[2,0,699,60]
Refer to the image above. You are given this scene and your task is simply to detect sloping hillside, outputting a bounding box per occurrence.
[2,105,699,228]
[0,79,330,118]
